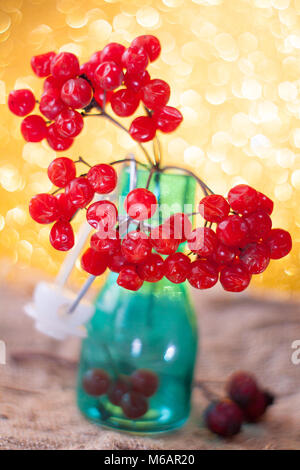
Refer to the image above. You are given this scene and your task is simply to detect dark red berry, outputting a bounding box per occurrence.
[107,252,128,273]
[121,391,148,419]
[131,369,159,397]
[100,42,125,67]
[164,212,192,243]
[123,70,150,94]
[86,200,118,232]
[137,253,165,282]
[129,116,156,142]
[108,377,131,405]
[81,247,108,276]
[205,399,243,437]
[216,215,249,247]
[187,259,219,290]
[187,227,218,257]
[244,210,272,241]
[210,242,237,266]
[47,157,76,188]
[117,266,143,291]
[153,106,183,133]
[141,79,170,110]
[228,184,258,215]
[199,194,230,223]
[87,164,117,194]
[256,191,273,215]
[243,390,272,422]
[122,45,148,74]
[90,232,121,256]
[29,193,59,224]
[39,90,66,120]
[124,188,157,221]
[239,242,270,274]
[227,372,259,408]
[266,228,292,259]
[220,262,251,292]
[31,51,56,77]
[131,35,161,62]
[82,368,110,396]
[150,224,180,255]
[61,77,93,109]
[55,108,84,138]
[49,220,74,251]
[50,52,80,82]
[94,61,123,91]
[56,192,77,221]
[164,253,191,283]
[8,89,35,117]
[110,88,140,117]
[21,115,47,142]
[65,176,94,208]
[121,231,152,263]
[47,123,74,151]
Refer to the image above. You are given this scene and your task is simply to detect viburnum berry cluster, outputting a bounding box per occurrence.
[82,367,158,419]
[202,371,275,437]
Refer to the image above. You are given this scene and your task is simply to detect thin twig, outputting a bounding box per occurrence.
[159,165,214,196]
[109,158,149,169]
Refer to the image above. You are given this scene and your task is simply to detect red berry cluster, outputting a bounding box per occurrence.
[204,371,275,437]
[82,368,159,419]
[8,36,183,150]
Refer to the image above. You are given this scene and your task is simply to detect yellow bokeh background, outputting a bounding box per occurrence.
[0,0,299,292]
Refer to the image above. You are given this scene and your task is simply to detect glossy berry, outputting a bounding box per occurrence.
[117,266,143,291]
[47,123,74,151]
[43,75,62,93]
[81,247,108,276]
[164,253,191,284]
[122,45,148,74]
[61,77,93,109]
[141,79,170,110]
[108,377,131,406]
[131,35,161,62]
[227,371,259,408]
[56,192,77,222]
[100,42,125,67]
[91,232,121,256]
[205,399,243,437]
[244,211,272,241]
[124,70,150,94]
[8,89,35,117]
[199,194,230,224]
[121,231,152,264]
[50,52,80,81]
[29,193,59,224]
[21,115,47,142]
[86,200,118,231]
[187,227,218,258]
[227,184,258,215]
[131,369,159,397]
[150,224,180,255]
[82,368,110,397]
[266,228,292,259]
[49,220,74,251]
[124,188,157,221]
[211,242,237,266]
[55,108,84,138]
[239,242,270,274]
[216,215,249,247]
[107,252,128,273]
[94,61,123,91]
[243,390,274,422]
[31,51,56,77]
[121,391,148,419]
[256,191,273,215]
[94,87,113,108]
[80,60,99,86]
[129,116,156,142]
[220,262,251,292]
[110,89,140,117]
[187,259,218,290]
[65,177,94,209]
[153,106,183,133]
[39,90,66,120]
[164,212,192,243]
[87,164,117,194]
[47,157,76,188]
[137,253,165,282]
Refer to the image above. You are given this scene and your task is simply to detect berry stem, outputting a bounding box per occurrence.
[75,156,92,168]
[109,157,149,169]
[194,380,220,402]
[159,165,214,196]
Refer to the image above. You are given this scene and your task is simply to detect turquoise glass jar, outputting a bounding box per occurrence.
[77,167,198,433]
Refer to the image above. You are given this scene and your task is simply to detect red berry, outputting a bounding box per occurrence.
[187,259,219,289]
[124,188,157,221]
[49,220,74,251]
[81,247,108,276]
[31,51,56,77]
[123,70,150,94]
[107,252,129,273]
[108,377,131,405]
[21,115,47,142]
[50,52,80,82]
[129,116,156,142]
[117,265,143,291]
[266,228,292,259]
[227,371,259,408]
[90,232,121,256]
[121,231,152,263]
[205,399,243,437]
[131,369,159,397]
[56,192,77,221]
[187,227,218,257]
[244,211,272,241]
[29,193,59,224]
[94,61,123,91]
[61,77,93,109]
[94,87,113,108]
[243,390,272,422]
[164,213,192,243]
[47,123,73,151]
[110,88,140,117]
[141,79,170,110]
[55,108,84,138]
[153,106,183,133]
[43,75,62,93]
[216,215,249,247]
[100,42,125,67]
[86,200,118,231]
[150,224,180,255]
[39,90,66,120]
[89,50,102,65]
[220,262,251,292]
[65,176,94,208]
[256,191,273,215]
[47,157,76,188]
[122,45,148,74]
[80,60,99,85]
[8,89,35,117]
[137,253,165,282]
[210,242,237,266]
[239,242,270,274]
[164,253,191,284]
[199,194,230,223]
[228,184,258,215]
[87,164,117,194]
[120,391,148,419]
[131,35,161,62]
[82,368,110,396]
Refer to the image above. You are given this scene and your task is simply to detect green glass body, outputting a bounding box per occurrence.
[77,167,198,433]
